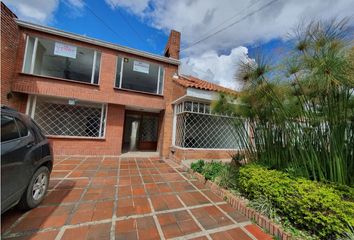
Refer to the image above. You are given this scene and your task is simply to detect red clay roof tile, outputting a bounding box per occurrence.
[174,75,238,95]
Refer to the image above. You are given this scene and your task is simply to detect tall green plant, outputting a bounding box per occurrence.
[215,19,354,185]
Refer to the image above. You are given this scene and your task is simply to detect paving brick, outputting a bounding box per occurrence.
[157,210,201,238]
[219,204,249,223]
[191,206,233,230]
[8,230,59,240]
[1,156,274,240]
[178,191,210,206]
[244,224,273,240]
[211,227,253,240]
[62,223,111,240]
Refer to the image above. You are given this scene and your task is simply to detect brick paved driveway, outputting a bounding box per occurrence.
[1,156,272,240]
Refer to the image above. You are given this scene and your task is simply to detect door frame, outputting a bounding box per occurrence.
[122,110,160,152]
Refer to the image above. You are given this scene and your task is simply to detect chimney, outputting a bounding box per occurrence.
[164,30,181,60]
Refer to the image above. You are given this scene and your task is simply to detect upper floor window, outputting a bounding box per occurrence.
[22,36,101,85]
[115,57,164,95]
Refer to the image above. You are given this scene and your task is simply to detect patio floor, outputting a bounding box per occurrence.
[1,156,272,240]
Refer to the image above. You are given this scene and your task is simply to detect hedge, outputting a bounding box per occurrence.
[238,164,354,239]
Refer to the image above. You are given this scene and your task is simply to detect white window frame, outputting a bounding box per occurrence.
[22,35,101,85]
[116,56,164,95]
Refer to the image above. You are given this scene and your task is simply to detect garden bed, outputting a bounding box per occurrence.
[186,160,354,240]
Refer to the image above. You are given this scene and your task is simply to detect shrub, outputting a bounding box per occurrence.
[214,164,239,189]
[190,160,205,173]
[202,161,225,181]
[238,164,354,239]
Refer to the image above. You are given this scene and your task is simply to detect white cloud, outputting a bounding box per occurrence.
[3,0,85,24]
[65,0,85,9]
[107,0,354,89]
[105,0,150,15]
[2,0,59,24]
[180,47,251,90]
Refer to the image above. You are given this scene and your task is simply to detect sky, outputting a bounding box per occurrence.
[4,0,354,90]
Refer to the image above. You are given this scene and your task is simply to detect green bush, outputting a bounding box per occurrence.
[238,164,354,239]
[190,160,205,173]
[201,161,225,181]
[214,164,239,189]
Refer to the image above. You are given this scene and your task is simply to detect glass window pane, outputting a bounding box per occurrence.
[1,116,19,142]
[32,96,104,137]
[23,36,35,73]
[115,57,122,88]
[184,101,192,111]
[15,119,28,137]
[192,102,198,112]
[121,57,161,94]
[198,103,205,113]
[30,37,100,84]
[205,104,210,114]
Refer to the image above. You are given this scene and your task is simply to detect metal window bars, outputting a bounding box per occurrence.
[28,96,106,138]
[175,101,242,149]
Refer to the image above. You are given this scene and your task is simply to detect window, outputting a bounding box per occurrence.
[22,36,101,84]
[176,101,211,114]
[115,56,164,94]
[1,116,20,142]
[174,100,242,149]
[16,119,29,137]
[27,96,107,138]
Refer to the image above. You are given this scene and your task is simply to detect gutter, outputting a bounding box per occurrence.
[16,19,180,66]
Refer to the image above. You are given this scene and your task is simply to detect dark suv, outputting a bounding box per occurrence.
[1,106,53,214]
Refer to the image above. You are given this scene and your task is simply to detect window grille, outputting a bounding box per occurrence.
[140,116,158,141]
[174,101,243,149]
[28,96,106,137]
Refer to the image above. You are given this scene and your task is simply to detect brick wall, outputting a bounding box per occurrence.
[170,146,236,162]
[0,2,23,109]
[164,30,181,59]
[11,29,169,110]
[48,104,125,155]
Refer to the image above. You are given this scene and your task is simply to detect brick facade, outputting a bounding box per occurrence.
[1,3,235,162]
[48,104,125,155]
[0,2,23,110]
[170,147,236,162]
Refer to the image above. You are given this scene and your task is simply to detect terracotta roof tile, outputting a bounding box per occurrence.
[174,75,238,95]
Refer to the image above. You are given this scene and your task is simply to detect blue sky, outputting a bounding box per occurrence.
[4,0,353,89]
[54,0,167,54]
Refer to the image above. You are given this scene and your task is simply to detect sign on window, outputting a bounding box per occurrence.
[133,61,150,74]
[54,42,77,59]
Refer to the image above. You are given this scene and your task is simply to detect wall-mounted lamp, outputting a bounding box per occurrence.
[172,72,179,79]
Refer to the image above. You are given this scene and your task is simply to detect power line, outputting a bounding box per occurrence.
[198,0,262,40]
[85,4,129,44]
[180,0,279,52]
[116,9,146,43]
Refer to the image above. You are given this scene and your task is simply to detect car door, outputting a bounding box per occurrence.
[1,114,35,212]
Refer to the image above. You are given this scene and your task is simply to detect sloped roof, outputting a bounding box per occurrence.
[174,75,238,95]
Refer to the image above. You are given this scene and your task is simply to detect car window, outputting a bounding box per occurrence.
[15,118,29,137]
[1,115,20,142]
[30,119,45,140]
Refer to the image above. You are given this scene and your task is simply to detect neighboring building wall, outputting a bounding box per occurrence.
[0,3,23,109]
[48,104,125,155]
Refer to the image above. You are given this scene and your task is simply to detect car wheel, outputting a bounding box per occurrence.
[19,166,50,210]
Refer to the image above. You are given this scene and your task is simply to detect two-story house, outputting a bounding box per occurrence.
[1,3,242,162]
